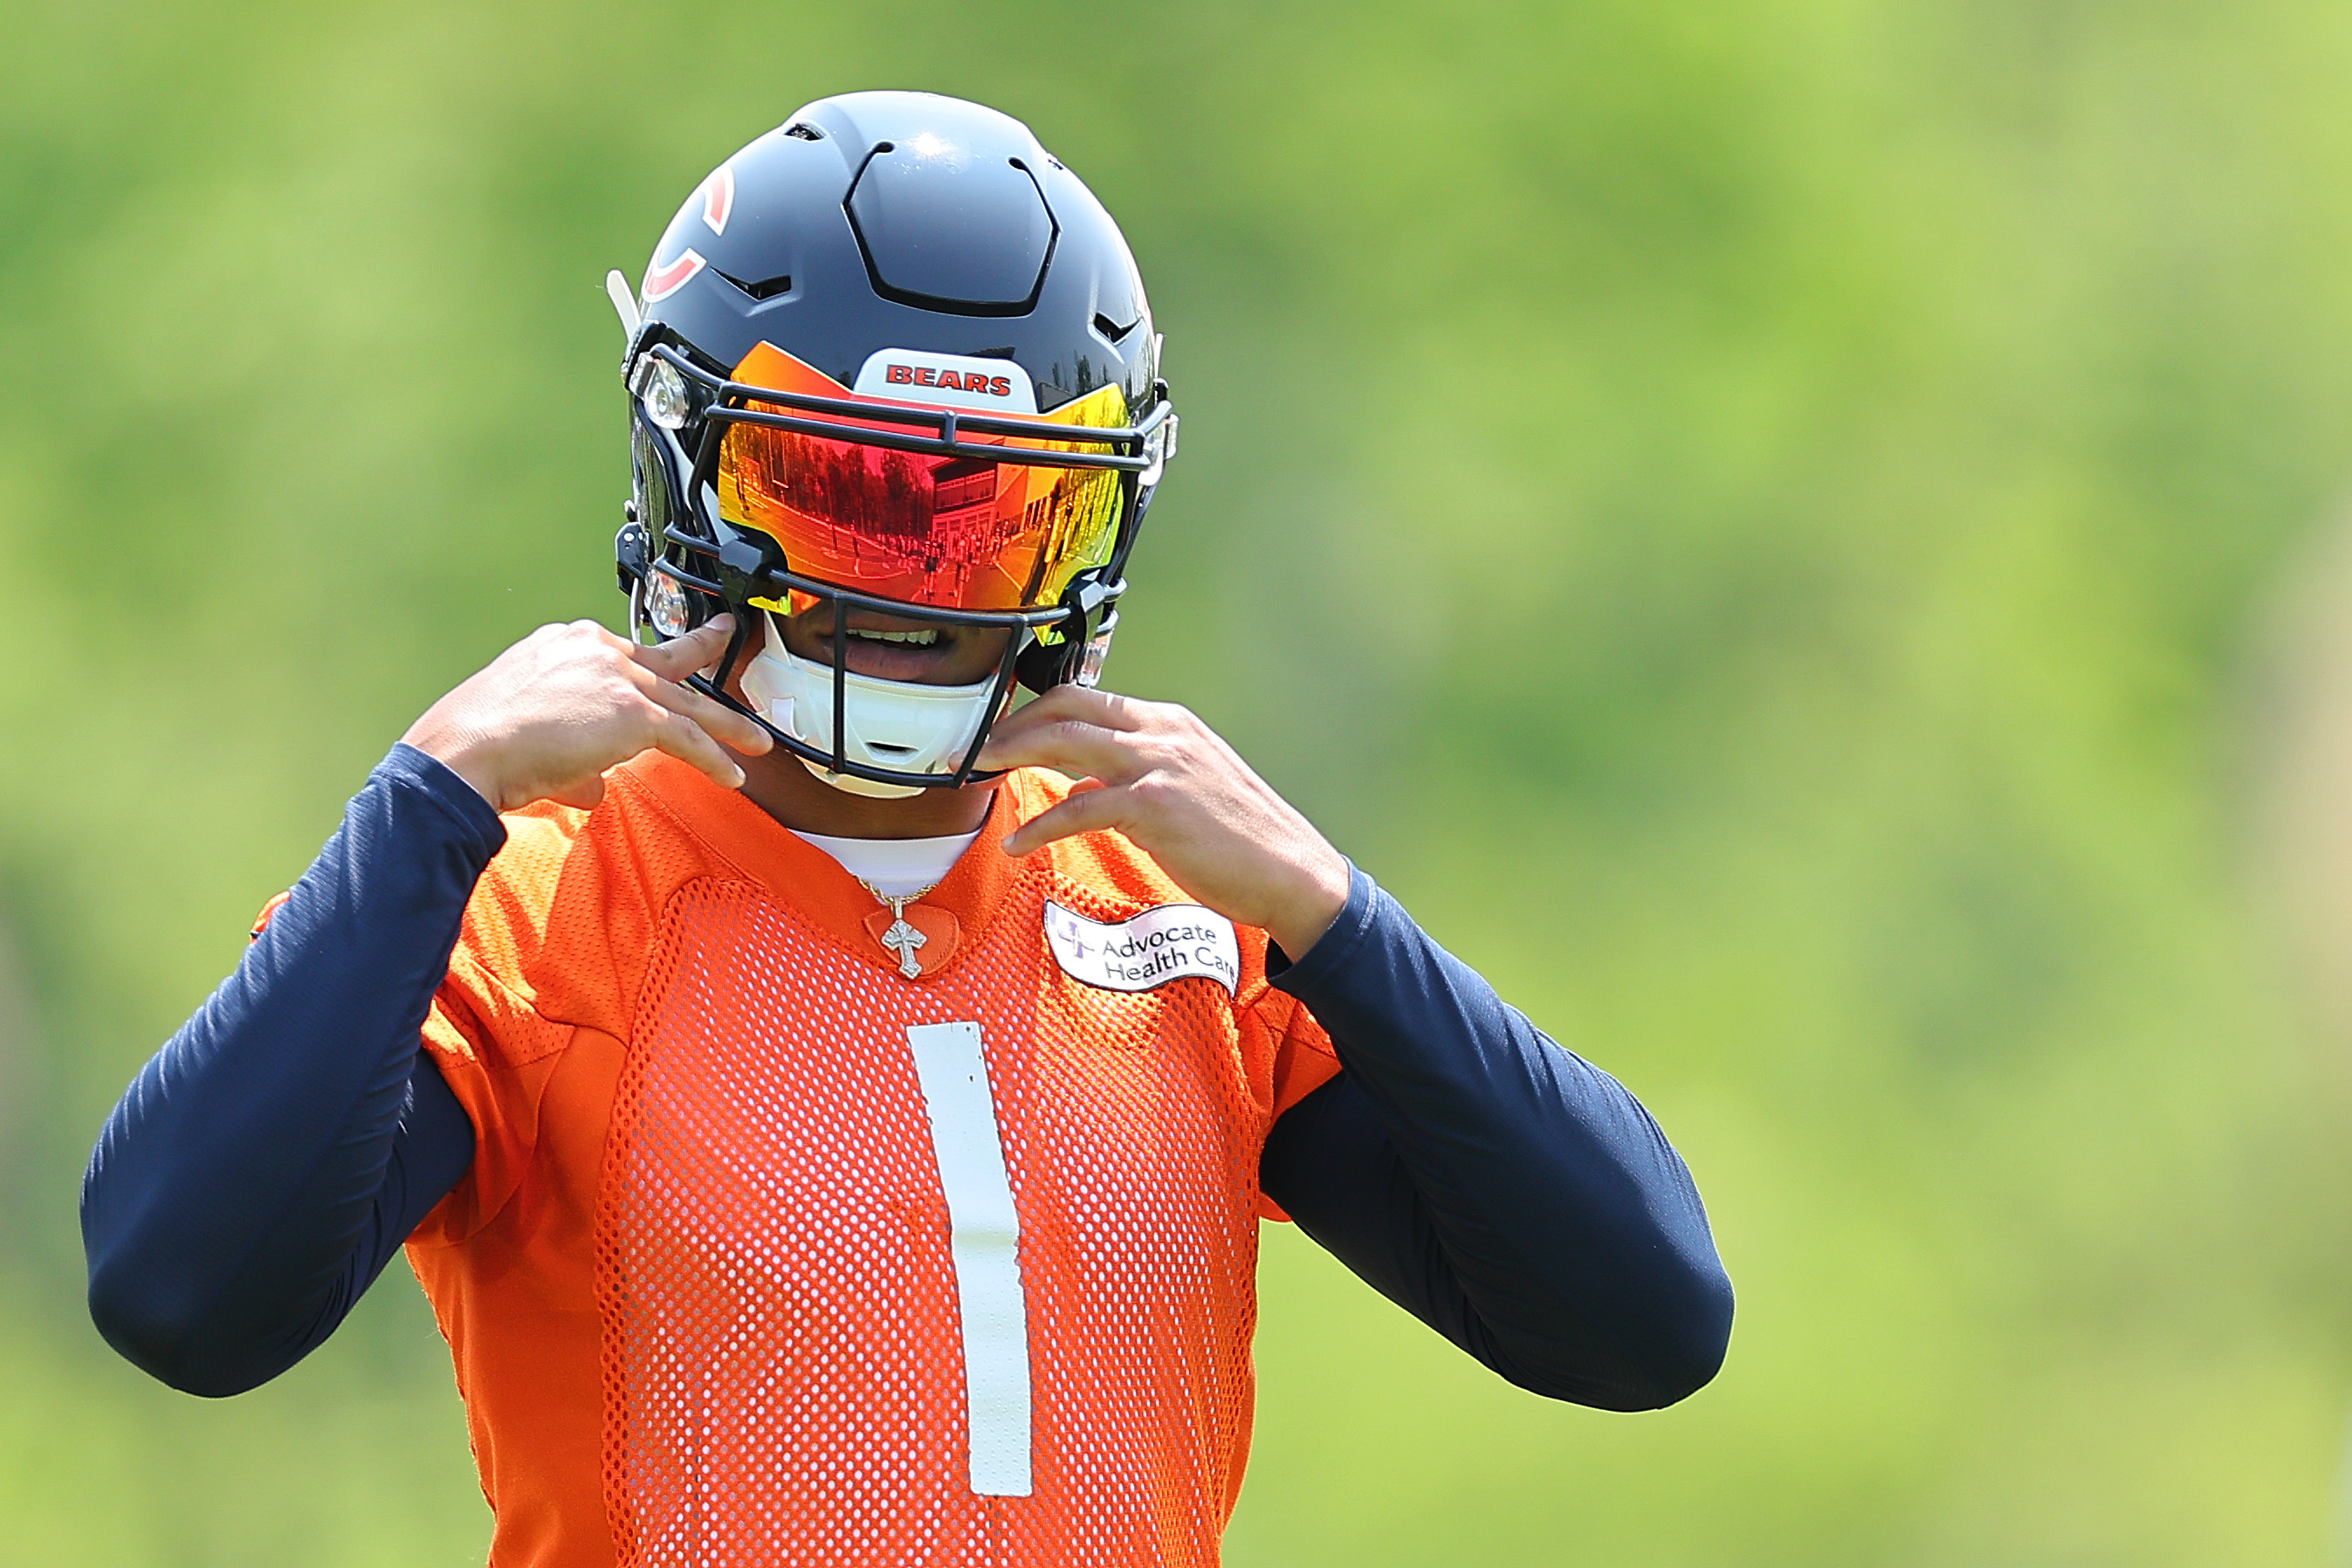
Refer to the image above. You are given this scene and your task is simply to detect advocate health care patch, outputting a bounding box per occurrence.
[1045,901,1240,995]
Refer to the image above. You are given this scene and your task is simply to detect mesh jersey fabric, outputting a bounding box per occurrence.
[404,751,1339,1568]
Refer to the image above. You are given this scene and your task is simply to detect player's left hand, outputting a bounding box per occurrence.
[978,686,1351,959]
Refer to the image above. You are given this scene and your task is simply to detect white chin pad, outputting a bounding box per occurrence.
[739,616,999,795]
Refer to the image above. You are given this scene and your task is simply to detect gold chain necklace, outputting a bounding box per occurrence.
[856,877,944,979]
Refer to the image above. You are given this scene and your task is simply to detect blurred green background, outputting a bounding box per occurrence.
[7,1,2352,1563]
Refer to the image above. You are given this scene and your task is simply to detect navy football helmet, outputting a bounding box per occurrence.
[610,91,1175,795]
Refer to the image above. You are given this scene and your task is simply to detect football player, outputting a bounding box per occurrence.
[82,92,1732,1566]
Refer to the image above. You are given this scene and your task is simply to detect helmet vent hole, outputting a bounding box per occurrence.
[866,741,918,760]
[1093,313,1138,343]
[715,268,794,301]
[783,122,824,141]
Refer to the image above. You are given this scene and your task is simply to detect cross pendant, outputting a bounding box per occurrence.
[880,897,927,979]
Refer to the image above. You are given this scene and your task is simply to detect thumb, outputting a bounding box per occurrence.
[546,772,609,811]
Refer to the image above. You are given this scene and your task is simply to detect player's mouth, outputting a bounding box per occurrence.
[777,606,1011,685]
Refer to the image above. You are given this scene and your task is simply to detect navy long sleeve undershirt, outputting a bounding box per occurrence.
[81,746,499,1395]
[1261,873,1732,1408]
[82,746,1731,1406]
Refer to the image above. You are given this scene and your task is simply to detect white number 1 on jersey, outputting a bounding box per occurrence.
[904,1021,1034,1497]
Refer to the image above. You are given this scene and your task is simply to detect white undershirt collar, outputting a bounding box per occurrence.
[787,828,983,899]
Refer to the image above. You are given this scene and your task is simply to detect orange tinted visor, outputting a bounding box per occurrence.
[716,342,1129,613]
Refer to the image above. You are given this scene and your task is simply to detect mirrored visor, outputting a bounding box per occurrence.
[715,342,1129,612]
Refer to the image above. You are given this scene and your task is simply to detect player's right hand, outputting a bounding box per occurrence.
[400,617,773,813]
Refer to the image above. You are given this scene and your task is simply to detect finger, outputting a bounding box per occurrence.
[644,669,774,754]
[547,773,608,811]
[999,683,1147,736]
[976,714,1152,782]
[639,700,749,790]
[631,616,740,684]
[1001,781,1125,857]
[978,686,1156,772]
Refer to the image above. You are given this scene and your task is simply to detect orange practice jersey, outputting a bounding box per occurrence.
[403,751,1340,1567]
